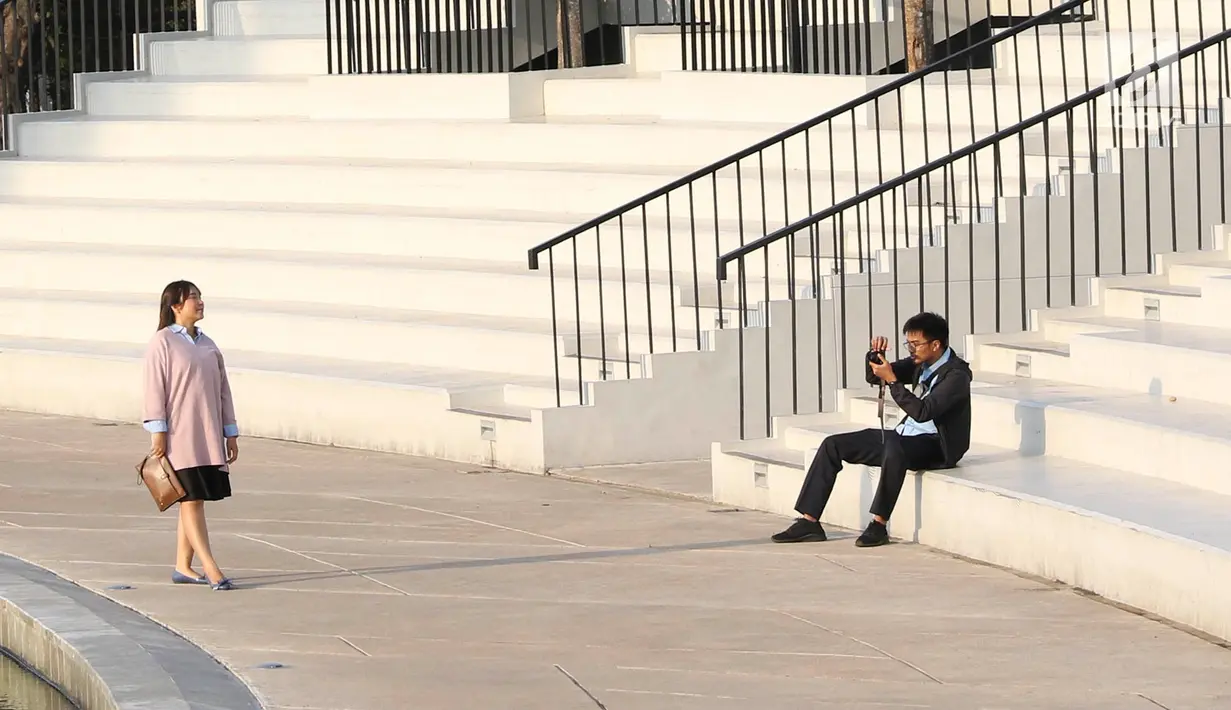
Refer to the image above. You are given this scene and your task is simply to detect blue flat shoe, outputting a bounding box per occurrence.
[171,570,209,585]
[210,577,235,591]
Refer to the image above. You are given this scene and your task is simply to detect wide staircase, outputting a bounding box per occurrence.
[0,0,1229,642]
[0,0,1125,471]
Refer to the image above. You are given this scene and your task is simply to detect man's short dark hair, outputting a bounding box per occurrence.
[902,312,949,347]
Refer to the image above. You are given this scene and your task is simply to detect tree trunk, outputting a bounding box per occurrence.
[904,0,933,72]
[556,0,584,68]
[1,0,36,118]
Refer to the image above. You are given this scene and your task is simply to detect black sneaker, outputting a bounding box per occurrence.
[854,520,890,547]
[771,518,827,543]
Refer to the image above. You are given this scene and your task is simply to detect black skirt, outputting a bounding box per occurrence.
[176,465,232,502]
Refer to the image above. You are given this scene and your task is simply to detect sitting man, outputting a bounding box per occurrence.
[772,312,972,547]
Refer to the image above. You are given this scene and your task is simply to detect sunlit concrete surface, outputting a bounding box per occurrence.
[0,410,1227,709]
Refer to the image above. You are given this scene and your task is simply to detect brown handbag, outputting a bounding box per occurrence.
[136,454,186,512]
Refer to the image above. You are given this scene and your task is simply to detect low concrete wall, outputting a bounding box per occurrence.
[1,579,123,710]
[0,554,261,710]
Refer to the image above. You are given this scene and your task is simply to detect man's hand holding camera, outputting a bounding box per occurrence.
[868,336,898,384]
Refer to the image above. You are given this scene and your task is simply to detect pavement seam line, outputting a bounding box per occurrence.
[603,688,748,700]
[336,636,372,657]
[554,664,609,710]
[815,554,859,572]
[776,610,945,685]
[0,433,90,452]
[234,533,414,597]
[1135,693,1174,709]
[339,494,588,548]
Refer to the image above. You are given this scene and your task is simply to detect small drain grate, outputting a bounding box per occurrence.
[1015,353,1032,378]
[1143,297,1161,321]
[753,463,769,488]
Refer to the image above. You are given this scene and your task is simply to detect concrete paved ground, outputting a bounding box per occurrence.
[0,410,1228,710]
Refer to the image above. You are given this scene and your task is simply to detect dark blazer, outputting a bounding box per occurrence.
[865,349,973,467]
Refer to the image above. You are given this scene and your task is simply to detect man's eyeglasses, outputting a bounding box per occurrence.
[903,340,934,352]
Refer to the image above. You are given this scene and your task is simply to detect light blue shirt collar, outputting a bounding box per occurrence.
[919,347,952,385]
[168,323,203,343]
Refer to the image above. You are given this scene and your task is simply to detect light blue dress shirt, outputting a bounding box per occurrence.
[143,324,239,438]
[894,347,951,437]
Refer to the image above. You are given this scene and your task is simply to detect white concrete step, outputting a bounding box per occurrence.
[1163,259,1231,287]
[885,76,1132,130]
[84,77,311,118]
[146,37,328,76]
[836,377,1231,496]
[0,198,568,264]
[0,336,550,471]
[213,0,326,37]
[0,157,928,225]
[996,28,1223,82]
[0,244,719,330]
[0,289,619,379]
[977,316,1231,407]
[975,338,1073,380]
[544,76,662,120]
[1100,282,1217,325]
[12,116,982,175]
[711,438,1231,642]
[968,376,1231,496]
[0,198,827,285]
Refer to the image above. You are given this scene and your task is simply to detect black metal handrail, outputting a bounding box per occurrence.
[326,0,627,73]
[678,0,1007,74]
[718,22,1231,438]
[525,0,1101,407]
[530,0,1087,263]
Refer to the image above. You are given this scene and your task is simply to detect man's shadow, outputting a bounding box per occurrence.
[235,536,770,589]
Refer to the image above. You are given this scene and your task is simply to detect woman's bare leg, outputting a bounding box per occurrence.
[175,505,199,577]
[179,500,225,583]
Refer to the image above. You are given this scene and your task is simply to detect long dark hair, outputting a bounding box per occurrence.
[158,280,198,331]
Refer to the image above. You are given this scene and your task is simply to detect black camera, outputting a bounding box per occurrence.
[867,350,886,365]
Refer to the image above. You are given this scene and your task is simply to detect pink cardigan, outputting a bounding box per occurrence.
[142,328,238,471]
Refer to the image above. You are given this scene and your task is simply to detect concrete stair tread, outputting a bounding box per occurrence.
[0,194,801,236]
[0,241,742,289]
[968,373,1231,442]
[982,339,1071,356]
[51,113,1009,142]
[944,452,1231,552]
[169,34,325,43]
[1172,258,1231,272]
[0,287,691,341]
[1107,284,1202,297]
[1057,316,1231,351]
[721,430,1231,552]
[3,154,854,181]
[0,335,576,396]
[0,194,587,227]
[96,75,310,85]
[719,438,801,468]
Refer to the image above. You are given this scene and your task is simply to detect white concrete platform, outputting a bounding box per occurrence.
[710,231,1231,644]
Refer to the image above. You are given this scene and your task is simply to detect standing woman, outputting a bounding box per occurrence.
[143,280,239,591]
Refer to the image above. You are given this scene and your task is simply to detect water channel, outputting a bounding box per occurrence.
[0,650,77,710]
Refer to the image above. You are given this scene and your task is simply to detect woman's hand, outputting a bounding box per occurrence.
[226,437,240,464]
[151,432,167,457]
